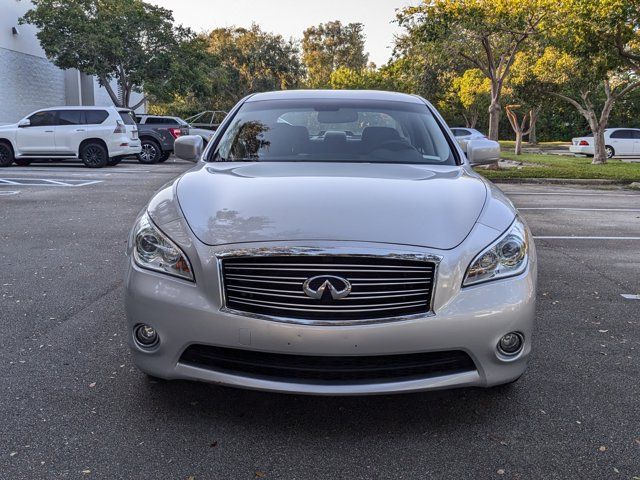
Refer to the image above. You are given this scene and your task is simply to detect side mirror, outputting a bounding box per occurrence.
[18,119,31,128]
[466,138,500,166]
[174,135,203,162]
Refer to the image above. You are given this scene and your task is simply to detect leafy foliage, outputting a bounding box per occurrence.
[207,25,303,110]
[302,21,368,88]
[21,0,209,109]
[397,0,555,140]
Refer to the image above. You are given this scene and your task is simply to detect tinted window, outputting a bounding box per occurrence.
[85,110,109,125]
[57,110,83,125]
[28,111,57,127]
[145,117,173,124]
[118,111,136,125]
[452,129,471,136]
[211,99,456,165]
[610,129,635,139]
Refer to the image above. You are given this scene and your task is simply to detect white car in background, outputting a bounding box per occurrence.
[570,128,640,159]
[0,106,141,168]
[451,127,486,141]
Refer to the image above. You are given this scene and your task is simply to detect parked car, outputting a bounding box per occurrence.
[570,128,640,159]
[126,113,188,164]
[125,89,532,395]
[137,114,216,146]
[451,127,486,141]
[0,106,141,168]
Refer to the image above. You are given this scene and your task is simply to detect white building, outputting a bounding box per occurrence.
[0,0,145,124]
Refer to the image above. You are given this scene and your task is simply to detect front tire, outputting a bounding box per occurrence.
[605,145,615,159]
[138,140,161,164]
[0,143,14,167]
[80,142,108,168]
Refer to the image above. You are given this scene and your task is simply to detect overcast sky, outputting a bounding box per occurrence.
[147,0,418,66]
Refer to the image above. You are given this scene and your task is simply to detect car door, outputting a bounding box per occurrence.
[15,110,57,155]
[54,110,87,156]
[608,130,634,155]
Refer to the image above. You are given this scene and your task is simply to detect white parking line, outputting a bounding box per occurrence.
[520,207,640,212]
[9,168,150,174]
[621,294,640,300]
[534,236,640,240]
[0,190,19,196]
[0,178,103,187]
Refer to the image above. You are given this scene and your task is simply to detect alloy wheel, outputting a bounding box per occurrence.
[0,145,12,167]
[84,146,106,167]
[605,146,614,159]
[140,143,158,163]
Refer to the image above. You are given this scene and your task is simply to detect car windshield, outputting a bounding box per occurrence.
[210,99,456,165]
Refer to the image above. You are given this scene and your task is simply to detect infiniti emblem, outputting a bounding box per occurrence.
[303,275,352,300]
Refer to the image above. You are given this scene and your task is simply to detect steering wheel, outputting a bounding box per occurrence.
[366,140,416,153]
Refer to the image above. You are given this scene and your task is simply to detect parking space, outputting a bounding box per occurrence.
[1,167,639,479]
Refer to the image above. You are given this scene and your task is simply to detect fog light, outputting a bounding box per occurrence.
[134,324,158,347]
[498,332,523,356]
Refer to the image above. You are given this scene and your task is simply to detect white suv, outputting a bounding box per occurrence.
[0,106,142,168]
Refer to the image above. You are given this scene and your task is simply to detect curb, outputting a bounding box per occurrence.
[488,178,633,186]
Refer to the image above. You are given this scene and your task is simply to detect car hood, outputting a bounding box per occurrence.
[176,162,487,250]
[0,123,18,130]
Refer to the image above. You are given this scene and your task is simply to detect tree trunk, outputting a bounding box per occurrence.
[468,111,478,129]
[98,75,123,108]
[514,131,524,155]
[505,104,530,156]
[488,100,501,141]
[592,128,607,164]
[529,116,538,145]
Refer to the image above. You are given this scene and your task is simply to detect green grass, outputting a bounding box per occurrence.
[477,152,640,182]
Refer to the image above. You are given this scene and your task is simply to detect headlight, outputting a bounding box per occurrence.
[463,217,529,286]
[132,213,194,281]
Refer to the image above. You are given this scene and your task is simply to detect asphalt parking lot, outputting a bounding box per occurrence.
[1,159,639,479]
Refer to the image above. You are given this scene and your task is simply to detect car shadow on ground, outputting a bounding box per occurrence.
[134,375,529,435]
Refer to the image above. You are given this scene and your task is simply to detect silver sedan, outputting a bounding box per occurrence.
[125,90,535,395]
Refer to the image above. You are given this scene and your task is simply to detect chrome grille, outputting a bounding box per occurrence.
[220,255,436,323]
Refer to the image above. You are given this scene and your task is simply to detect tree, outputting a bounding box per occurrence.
[207,25,302,109]
[504,104,534,154]
[329,66,403,91]
[443,69,491,128]
[397,0,553,141]
[541,0,640,164]
[22,0,207,109]
[302,21,368,88]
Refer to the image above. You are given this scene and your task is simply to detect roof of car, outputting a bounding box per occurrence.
[37,106,116,111]
[246,89,424,104]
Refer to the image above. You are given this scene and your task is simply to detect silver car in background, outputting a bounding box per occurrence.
[125,90,536,395]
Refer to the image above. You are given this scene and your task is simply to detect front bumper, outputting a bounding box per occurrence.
[125,237,537,395]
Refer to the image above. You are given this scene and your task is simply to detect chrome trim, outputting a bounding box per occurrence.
[215,246,442,326]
